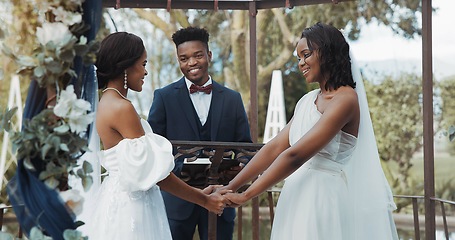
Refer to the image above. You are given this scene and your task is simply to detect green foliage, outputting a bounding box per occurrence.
[2,28,98,88]
[0,25,4,39]
[365,73,423,187]
[0,232,15,240]
[25,227,88,240]
[63,229,88,240]
[76,160,94,190]
[9,108,92,190]
[29,227,53,240]
[0,1,95,237]
[145,1,423,140]
[437,77,455,150]
[435,179,455,214]
[449,126,455,142]
[385,161,424,212]
[0,107,17,132]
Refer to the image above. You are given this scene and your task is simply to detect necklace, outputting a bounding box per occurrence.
[102,88,130,102]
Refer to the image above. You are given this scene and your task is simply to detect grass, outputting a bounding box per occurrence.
[382,149,455,189]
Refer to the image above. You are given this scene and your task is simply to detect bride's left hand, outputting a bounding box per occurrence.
[224,192,248,208]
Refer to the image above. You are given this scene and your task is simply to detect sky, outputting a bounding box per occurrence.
[348,0,455,80]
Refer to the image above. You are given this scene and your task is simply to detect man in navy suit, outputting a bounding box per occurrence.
[147,27,252,240]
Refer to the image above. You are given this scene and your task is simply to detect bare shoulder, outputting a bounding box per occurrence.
[330,86,360,136]
[335,86,357,97]
[99,97,134,116]
[97,96,137,126]
[332,86,358,107]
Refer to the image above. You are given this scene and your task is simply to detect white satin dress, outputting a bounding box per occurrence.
[87,119,174,240]
[270,90,358,240]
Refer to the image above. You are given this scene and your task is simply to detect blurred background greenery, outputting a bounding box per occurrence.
[1,0,454,238]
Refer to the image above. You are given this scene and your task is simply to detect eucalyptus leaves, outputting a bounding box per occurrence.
[9,85,94,191]
[3,22,98,88]
[0,1,98,239]
[0,0,97,192]
[0,107,16,132]
[447,126,455,142]
[1,0,98,88]
[26,226,87,240]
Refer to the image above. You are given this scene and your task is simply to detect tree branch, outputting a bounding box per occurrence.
[133,9,177,40]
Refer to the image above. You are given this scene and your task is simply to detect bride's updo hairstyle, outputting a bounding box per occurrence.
[301,22,355,91]
[95,32,145,89]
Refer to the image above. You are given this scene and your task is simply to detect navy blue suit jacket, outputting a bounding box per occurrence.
[147,77,252,221]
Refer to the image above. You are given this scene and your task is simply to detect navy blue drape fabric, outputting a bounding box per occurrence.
[6,1,102,239]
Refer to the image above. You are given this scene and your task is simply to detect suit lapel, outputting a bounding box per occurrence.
[210,81,224,140]
[176,78,200,138]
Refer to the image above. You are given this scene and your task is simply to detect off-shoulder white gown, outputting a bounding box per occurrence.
[87,119,174,240]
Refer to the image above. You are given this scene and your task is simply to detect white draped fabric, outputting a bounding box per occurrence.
[347,54,398,239]
[68,90,101,234]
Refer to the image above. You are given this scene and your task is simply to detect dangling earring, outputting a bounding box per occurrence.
[124,70,128,89]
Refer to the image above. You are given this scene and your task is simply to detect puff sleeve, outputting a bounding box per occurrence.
[115,132,175,192]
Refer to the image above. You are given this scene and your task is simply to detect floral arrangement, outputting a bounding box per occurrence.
[1,0,98,187]
[2,0,99,88]
[0,85,94,240]
[10,85,94,191]
[1,0,99,239]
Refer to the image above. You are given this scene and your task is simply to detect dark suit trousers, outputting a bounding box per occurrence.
[168,204,234,240]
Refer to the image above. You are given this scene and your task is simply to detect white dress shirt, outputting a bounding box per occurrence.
[185,77,212,125]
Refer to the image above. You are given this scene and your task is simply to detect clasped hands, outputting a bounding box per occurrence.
[201,185,247,216]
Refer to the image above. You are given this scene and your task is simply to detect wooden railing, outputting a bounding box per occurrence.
[1,141,454,240]
[394,195,426,239]
[170,140,264,240]
[2,190,454,240]
[431,197,455,240]
[263,192,455,240]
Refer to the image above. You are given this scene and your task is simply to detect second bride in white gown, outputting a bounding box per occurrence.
[222,22,398,240]
[86,32,229,240]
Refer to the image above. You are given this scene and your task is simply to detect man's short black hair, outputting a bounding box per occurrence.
[172,26,209,50]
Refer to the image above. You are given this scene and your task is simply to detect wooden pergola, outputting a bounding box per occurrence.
[101,1,438,239]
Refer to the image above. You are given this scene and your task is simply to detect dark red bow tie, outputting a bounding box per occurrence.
[189,84,212,94]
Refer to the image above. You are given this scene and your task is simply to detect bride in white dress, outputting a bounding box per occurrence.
[85,32,229,240]
[222,23,398,239]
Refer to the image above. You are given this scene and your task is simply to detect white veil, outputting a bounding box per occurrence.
[68,89,101,234]
[347,53,399,240]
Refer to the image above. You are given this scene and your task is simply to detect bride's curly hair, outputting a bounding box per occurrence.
[301,22,355,91]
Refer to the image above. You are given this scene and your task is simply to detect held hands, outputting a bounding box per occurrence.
[223,192,248,208]
[202,185,251,215]
[202,185,223,195]
[202,185,232,216]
